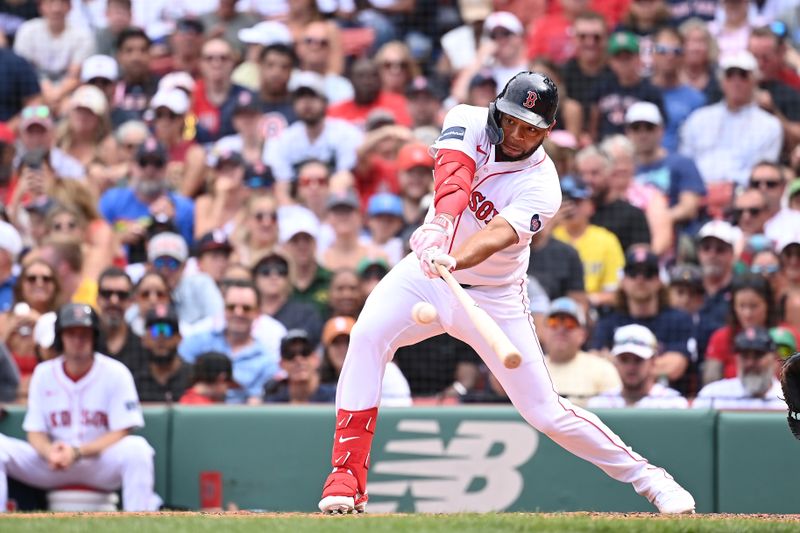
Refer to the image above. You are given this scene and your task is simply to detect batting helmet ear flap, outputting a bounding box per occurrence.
[486,100,504,145]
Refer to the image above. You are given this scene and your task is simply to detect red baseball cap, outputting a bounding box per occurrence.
[397,143,434,171]
[0,122,15,144]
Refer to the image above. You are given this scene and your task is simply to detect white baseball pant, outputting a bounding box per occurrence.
[0,433,162,511]
[337,254,676,499]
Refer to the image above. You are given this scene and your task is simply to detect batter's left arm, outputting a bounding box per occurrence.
[450,216,518,271]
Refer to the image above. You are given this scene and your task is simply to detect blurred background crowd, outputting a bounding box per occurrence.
[1,0,800,410]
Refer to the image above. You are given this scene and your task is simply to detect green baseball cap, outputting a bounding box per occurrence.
[788,179,800,200]
[608,32,639,55]
[771,327,797,359]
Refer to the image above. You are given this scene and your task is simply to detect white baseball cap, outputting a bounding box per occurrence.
[158,71,196,95]
[70,85,108,116]
[238,20,293,46]
[80,54,119,82]
[625,101,663,126]
[484,11,524,36]
[289,71,327,98]
[719,50,758,73]
[697,220,740,248]
[150,89,190,115]
[612,324,658,360]
[148,232,189,263]
[777,232,800,254]
[0,221,22,261]
[279,206,320,243]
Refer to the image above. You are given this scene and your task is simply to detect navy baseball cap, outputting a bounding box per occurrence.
[136,138,168,164]
[280,329,313,359]
[625,248,659,271]
[734,326,776,353]
[144,303,180,329]
[195,230,233,256]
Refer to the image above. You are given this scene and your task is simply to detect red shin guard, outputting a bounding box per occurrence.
[330,407,378,495]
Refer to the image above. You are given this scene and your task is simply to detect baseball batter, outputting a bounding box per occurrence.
[319,72,695,515]
[0,304,161,512]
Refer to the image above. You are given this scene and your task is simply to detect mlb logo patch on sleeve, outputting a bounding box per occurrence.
[530,214,542,232]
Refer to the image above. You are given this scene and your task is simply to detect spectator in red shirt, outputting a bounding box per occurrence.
[327,58,411,129]
[527,0,589,64]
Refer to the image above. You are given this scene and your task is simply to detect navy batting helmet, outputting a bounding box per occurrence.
[487,71,559,144]
[53,303,100,352]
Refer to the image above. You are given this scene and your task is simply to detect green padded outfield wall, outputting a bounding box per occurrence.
[716,412,800,513]
[0,405,171,500]
[167,406,715,513]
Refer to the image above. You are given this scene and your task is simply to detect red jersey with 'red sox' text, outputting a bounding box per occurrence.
[427,104,562,287]
[23,354,144,446]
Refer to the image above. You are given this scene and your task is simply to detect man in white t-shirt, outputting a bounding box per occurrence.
[0,303,161,512]
[543,297,621,407]
[693,326,786,410]
[588,324,688,409]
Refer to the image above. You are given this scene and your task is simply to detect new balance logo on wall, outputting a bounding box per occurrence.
[368,420,539,512]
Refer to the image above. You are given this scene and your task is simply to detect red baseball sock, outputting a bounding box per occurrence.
[329,407,378,495]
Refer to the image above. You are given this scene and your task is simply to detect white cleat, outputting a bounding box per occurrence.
[652,485,696,514]
[319,495,355,514]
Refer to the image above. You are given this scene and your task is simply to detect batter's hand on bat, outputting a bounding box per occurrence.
[410,214,454,258]
[420,247,456,279]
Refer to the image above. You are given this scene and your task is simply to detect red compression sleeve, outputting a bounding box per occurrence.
[433,149,476,218]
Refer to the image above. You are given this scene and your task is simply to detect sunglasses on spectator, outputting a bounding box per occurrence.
[99,288,131,300]
[225,302,255,313]
[699,240,731,254]
[546,315,580,330]
[625,266,659,279]
[148,322,176,338]
[576,33,603,43]
[733,206,765,218]
[298,175,328,187]
[489,29,514,40]
[281,348,312,360]
[153,257,182,271]
[724,68,751,80]
[654,44,683,55]
[751,264,779,275]
[255,263,289,277]
[628,122,657,132]
[303,37,329,47]
[139,288,168,299]
[749,179,782,190]
[253,211,277,223]
[22,106,51,120]
[25,274,54,284]
[203,54,231,63]
[138,157,165,169]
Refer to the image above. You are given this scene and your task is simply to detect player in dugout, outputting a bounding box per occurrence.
[318,72,695,515]
[0,303,161,511]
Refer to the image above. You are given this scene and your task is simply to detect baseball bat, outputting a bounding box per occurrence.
[435,264,522,369]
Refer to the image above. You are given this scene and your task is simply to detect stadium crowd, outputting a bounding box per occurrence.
[1,0,800,412]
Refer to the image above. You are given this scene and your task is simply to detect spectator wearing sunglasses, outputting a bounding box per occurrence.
[649,27,706,153]
[750,162,800,244]
[730,188,770,252]
[147,232,224,335]
[15,105,84,179]
[135,304,191,403]
[588,324,688,408]
[296,21,354,104]
[95,267,145,375]
[253,251,323,348]
[589,247,694,395]
[264,329,336,403]
[541,297,620,407]
[679,50,782,187]
[99,138,195,264]
[179,280,279,404]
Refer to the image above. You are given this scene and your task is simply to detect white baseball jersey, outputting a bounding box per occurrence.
[429,104,562,287]
[587,383,689,409]
[691,377,786,410]
[23,353,144,446]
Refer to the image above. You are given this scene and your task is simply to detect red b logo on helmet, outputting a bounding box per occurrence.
[523,90,538,109]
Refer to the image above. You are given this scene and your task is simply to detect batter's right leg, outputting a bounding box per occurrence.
[319,256,450,514]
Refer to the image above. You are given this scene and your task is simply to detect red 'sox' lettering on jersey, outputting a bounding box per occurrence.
[469,191,499,223]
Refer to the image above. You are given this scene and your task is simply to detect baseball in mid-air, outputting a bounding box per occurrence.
[411,302,438,324]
